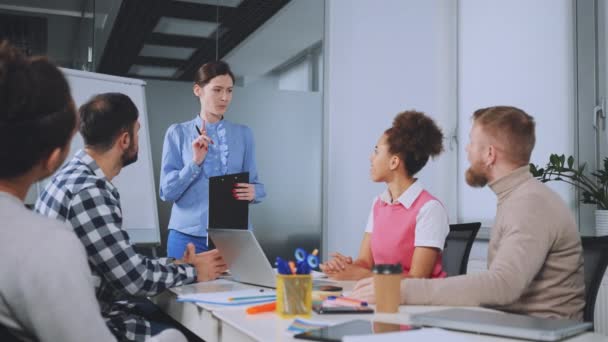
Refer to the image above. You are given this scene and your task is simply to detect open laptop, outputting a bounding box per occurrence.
[208,229,277,288]
[410,308,592,341]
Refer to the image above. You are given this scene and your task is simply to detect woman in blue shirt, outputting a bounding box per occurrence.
[160,61,266,258]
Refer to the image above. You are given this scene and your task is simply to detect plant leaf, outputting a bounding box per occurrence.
[550,154,558,166]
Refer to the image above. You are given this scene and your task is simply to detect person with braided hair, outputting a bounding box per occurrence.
[320,110,449,280]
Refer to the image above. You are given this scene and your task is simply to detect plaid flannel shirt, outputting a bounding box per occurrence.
[35,150,197,342]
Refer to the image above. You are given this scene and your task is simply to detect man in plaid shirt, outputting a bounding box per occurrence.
[36,93,227,341]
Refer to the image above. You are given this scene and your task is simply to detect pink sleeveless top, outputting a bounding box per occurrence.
[370,190,446,278]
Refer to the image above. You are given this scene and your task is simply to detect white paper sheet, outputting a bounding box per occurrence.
[177,288,276,306]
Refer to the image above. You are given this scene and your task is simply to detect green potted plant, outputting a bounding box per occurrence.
[529,154,608,235]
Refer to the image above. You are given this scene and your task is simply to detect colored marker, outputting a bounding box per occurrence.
[228,295,276,302]
[288,260,297,274]
[246,301,276,314]
[327,296,368,307]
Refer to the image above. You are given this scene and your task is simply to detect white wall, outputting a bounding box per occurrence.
[457,0,575,226]
[325,0,458,258]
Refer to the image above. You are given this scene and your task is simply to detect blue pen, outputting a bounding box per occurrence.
[296,260,311,275]
[275,257,291,275]
[294,247,319,271]
[275,257,285,274]
[296,261,304,275]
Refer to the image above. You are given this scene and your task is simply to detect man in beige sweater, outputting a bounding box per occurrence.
[351,106,585,320]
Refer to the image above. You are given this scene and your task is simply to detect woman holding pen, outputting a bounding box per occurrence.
[320,110,449,280]
[160,61,266,258]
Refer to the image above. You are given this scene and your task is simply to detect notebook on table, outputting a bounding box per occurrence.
[410,308,592,341]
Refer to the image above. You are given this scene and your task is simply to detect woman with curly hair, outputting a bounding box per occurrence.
[320,110,449,280]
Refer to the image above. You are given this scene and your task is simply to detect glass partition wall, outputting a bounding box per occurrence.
[217,0,325,263]
[576,0,608,236]
[0,0,96,70]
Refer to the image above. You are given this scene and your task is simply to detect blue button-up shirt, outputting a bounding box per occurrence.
[160,116,266,236]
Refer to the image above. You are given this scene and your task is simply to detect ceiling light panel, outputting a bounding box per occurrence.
[140,44,195,59]
[176,0,243,7]
[154,17,218,38]
[129,65,178,78]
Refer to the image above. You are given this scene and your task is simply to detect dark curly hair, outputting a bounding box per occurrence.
[0,40,76,179]
[384,110,444,176]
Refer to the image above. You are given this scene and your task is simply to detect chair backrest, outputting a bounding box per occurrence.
[0,324,23,342]
[581,236,608,323]
[442,222,481,276]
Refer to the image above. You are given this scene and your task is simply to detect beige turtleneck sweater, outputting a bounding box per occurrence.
[402,166,585,320]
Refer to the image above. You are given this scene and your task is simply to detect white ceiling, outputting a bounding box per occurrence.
[223,0,324,78]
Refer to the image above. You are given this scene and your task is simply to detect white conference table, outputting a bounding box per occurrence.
[150,279,608,342]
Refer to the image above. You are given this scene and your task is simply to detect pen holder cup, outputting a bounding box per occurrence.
[276,274,312,318]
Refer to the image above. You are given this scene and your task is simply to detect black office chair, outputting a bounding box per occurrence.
[442,222,481,276]
[581,235,608,323]
[0,324,22,342]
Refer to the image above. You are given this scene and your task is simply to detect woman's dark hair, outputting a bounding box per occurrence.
[194,60,235,86]
[79,92,139,151]
[0,40,76,179]
[385,110,444,176]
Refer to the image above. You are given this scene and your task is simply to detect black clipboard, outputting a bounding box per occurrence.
[208,172,249,230]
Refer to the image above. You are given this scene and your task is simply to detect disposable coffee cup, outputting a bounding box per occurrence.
[372,263,403,313]
[373,321,401,333]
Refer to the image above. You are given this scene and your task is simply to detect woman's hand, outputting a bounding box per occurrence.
[233,183,255,201]
[326,263,372,281]
[192,126,213,165]
[320,252,353,273]
[350,276,376,303]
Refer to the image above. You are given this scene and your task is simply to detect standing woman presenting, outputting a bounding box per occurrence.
[160,61,266,258]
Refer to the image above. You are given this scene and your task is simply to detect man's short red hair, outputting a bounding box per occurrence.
[473,106,536,166]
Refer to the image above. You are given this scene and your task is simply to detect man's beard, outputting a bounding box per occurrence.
[121,142,138,168]
[465,162,488,188]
